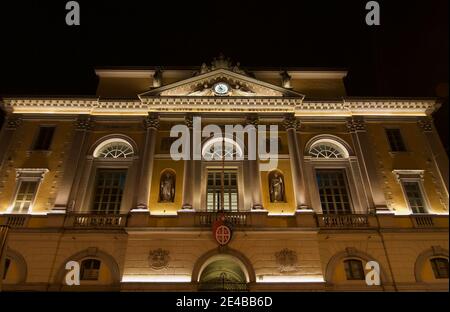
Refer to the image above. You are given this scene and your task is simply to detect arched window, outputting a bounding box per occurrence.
[93,138,134,158]
[202,137,243,160]
[343,259,365,280]
[430,257,449,279]
[80,259,101,281]
[309,139,348,159]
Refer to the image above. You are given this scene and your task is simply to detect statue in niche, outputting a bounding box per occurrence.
[269,171,285,202]
[159,170,175,202]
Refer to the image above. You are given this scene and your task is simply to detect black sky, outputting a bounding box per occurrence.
[0,0,448,151]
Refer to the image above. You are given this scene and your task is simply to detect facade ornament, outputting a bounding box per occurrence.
[159,170,176,202]
[345,247,358,257]
[346,118,366,132]
[282,115,298,130]
[275,248,298,272]
[431,246,447,256]
[280,71,292,89]
[5,115,22,130]
[417,117,433,132]
[152,68,163,88]
[269,171,285,202]
[75,116,94,131]
[144,112,160,130]
[149,248,170,270]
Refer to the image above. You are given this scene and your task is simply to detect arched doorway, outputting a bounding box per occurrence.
[198,258,248,291]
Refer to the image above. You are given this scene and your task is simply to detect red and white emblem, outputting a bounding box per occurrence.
[213,218,232,246]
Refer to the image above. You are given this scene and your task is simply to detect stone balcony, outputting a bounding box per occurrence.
[0,210,448,232]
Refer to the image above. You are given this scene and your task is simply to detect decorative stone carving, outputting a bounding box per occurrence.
[159,170,176,202]
[269,170,285,203]
[282,115,298,130]
[275,248,298,272]
[417,117,433,132]
[5,115,22,130]
[149,248,170,270]
[345,247,358,257]
[346,118,366,132]
[152,68,163,88]
[280,71,292,89]
[144,112,160,130]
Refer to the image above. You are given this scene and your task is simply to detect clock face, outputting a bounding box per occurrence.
[213,82,229,95]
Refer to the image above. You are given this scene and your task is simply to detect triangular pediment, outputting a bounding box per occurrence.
[139,69,304,98]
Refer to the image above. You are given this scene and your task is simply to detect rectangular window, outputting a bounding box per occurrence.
[403,181,427,213]
[316,169,352,214]
[81,259,101,281]
[206,170,238,212]
[33,126,55,150]
[430,258,449,279]
[385,128,406,152]
[3,258,11,280]
[12,181,38,213]
[92,169,127,214]
[344,259,365,280]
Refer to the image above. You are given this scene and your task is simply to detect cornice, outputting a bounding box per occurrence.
[1,97,438,116]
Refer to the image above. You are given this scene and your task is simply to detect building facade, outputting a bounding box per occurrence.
[0,56,448,292]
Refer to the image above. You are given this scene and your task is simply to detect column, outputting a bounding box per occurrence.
[246,115,263,210]
[283,115,309,210]
[347,117,388,213]
[136,113,159,210]
[182,115,194,209]
[52,116,92,213]
[0,225,8,292]
[0,114,22,170]
[418,117,449,200]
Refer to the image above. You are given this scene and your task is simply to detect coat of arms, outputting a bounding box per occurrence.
[149,248,170,270]
[275,248,298,272]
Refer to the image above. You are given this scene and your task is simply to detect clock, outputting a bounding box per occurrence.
[213,82,229,95]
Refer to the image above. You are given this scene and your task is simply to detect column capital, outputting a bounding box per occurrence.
[144,112,160,130]
[75,115,94,131]
[245,114,259,126]
[417,117,433,132]
[5,114,22,130]
[282,115,298,130]
[346,117,366,132]
[184,114,193,129]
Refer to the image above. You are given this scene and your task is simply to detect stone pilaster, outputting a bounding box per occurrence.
[346,117,388,213]
[135,113,159,210]
[52,116,93,213]
[181,115,194,209]
[246,115,263,210]
[283,115,309,210]
[0,114,22,170]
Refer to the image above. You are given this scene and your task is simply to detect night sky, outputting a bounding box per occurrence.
[0,0,448,152]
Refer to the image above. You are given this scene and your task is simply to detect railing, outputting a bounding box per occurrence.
[317,214,370,228]
[195,212,249,227]
[410,215,434,228]
[67,214,127,228]
[198,281,249,292]
[4,215,29,228]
